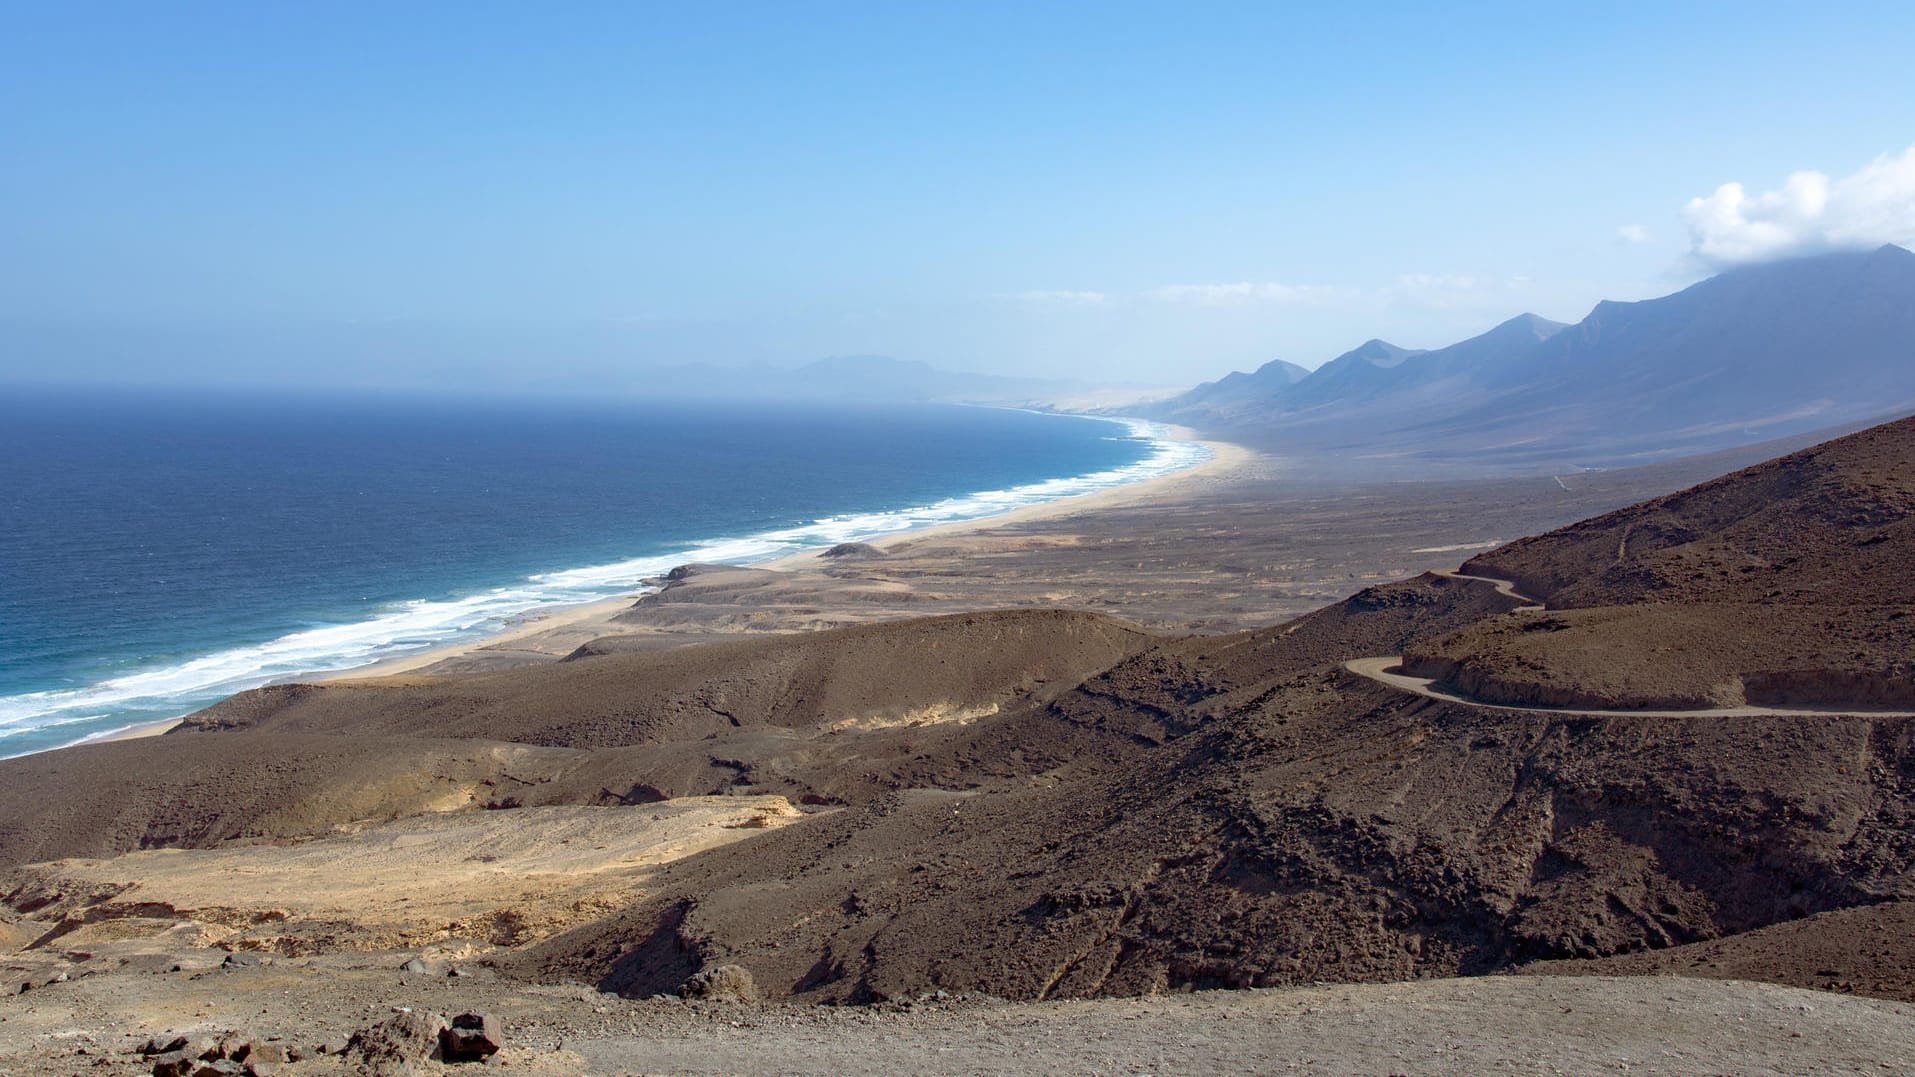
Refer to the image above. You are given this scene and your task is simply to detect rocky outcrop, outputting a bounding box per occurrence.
[681,963,757,1002]
[439,1013,504,1062]
[348,1010,445,1076]
[142,1031,290,1077]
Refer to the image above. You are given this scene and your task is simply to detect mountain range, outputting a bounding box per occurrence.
[1146,244,1915,470]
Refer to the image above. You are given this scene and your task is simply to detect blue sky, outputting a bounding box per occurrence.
[4,2,1914,390]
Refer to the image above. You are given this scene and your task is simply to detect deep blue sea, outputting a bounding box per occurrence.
[0,387,1202,757]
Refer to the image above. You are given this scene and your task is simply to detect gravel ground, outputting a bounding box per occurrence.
[3,965,1912,1076]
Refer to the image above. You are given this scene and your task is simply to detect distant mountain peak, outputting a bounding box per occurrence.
[1332,338,1423,369]
[1142,245,1915,468]
[1494,312,1568,339]
[1253,357,1311,383]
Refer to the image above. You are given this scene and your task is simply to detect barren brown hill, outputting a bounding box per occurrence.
[501,417,1915,1003]
[0,610,1151,867]
[1402,415,1915,709]
[6,416,1915,1042]
[184,608,1153,747]
[508,570,1915,1002]
[1463,414,1915,609]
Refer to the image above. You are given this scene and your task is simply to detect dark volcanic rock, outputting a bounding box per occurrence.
[438,1012,504,1062]
[148,1051,198,1077]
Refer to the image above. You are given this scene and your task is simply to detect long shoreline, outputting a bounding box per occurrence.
[326,427,1253,681]
[31,421,1252,749]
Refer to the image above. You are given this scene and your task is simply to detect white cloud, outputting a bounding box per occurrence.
[1617,223,1652,244]
[1148,281,1349,307]
[1016,289,1108,306]
[1682,145,1915,265]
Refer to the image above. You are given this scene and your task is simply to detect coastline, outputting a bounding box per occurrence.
[92,717,183,743]
[329,428,1254,681]
[766,429,1254,567]
[3,412,1225,757]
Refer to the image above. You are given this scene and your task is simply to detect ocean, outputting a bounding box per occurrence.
[0,387,1203,757]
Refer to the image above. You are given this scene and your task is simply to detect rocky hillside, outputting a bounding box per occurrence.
[1404,415,1915,708]
[7,417,1915,1012]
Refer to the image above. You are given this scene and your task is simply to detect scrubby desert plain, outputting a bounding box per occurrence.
[6,418,1915,1075]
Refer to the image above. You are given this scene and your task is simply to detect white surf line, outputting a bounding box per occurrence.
[0,414,1210,756]
[1343,656,1915,720]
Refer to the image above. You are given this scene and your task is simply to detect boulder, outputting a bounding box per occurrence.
[679,963,756,1002]
[347,1010,446,1076]
[141,1034,191,1056]
[149,1051,198,1077]
[438,1012,504,1063]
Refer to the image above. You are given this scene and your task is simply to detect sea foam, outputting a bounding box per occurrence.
[0,417,1205,756]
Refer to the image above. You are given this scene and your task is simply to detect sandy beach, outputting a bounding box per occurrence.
[328,424,1828,686]
[92,717,184,743]
[326,429,1256,680]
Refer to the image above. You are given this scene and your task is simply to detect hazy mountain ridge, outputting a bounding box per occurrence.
[1146,245,1915,469]
[1168,357,1312,420]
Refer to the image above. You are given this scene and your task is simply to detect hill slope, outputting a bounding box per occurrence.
[1402,414,1915,708]
[1152,245,1915,469]
[5,416,1915,1011]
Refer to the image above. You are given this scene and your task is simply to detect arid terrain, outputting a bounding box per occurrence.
[6,419,1915,1074]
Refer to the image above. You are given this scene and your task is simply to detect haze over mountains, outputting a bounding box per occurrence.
[1148,244,1915,470]
[517,246,1915,452]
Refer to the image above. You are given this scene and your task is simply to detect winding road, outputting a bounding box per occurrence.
[1428,567,1545,610]
[1342,568,1915,719]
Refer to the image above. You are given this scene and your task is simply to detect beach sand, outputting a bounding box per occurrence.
[321,429,1818,682]
[93,717,183,743]
[329,431,1255,679]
